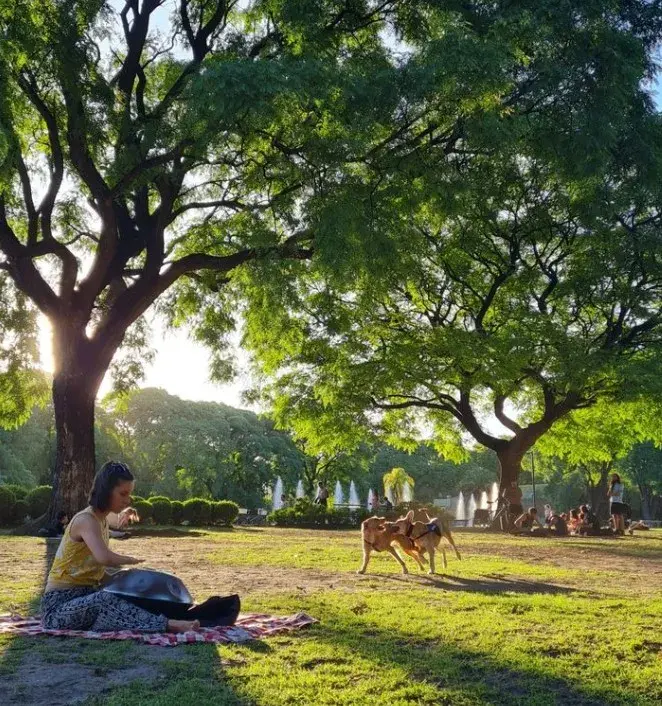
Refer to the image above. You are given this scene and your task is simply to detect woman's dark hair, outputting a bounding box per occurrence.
[56,511,68,522]
[609,473,622,489]
[528,507,537,515]
[570,509,580,519]
[88,461,134,511]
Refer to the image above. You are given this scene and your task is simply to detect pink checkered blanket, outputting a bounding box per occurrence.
[0,612,318,646]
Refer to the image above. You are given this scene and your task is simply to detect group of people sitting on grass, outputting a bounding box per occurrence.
[512,504,601,537]
[512,473,649,537]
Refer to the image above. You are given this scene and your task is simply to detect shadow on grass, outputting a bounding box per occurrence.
[131,528,208,538]
[306,616,642,706]
[0,540,248,706]
[131,526,266,538]
[378,573,582,595]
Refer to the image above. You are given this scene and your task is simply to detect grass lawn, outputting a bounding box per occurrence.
[1,526,661,705]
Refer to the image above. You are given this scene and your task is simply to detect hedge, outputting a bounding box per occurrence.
[268,498,370,529]
[147,495,170,503]
[183,498,212,526]
[13,499,30,524]
[128,496,237,526]
[0,486,16,526]
[3,484,29,501]
[26,485,52,518]
[211,500,239,527]
[132,499,153,523]
[171,500,185,525]
[149,497,172,525]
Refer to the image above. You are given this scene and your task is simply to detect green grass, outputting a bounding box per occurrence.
[1,528,661,705]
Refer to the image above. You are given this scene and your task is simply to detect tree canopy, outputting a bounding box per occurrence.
[2,1,662,518]
[0,0,451,516]
[244,2,662,491]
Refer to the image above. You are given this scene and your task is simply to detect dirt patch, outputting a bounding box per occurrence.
[0,644,170,706]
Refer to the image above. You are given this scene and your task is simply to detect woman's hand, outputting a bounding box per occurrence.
[115,507,140,529]
[74,515,145,567]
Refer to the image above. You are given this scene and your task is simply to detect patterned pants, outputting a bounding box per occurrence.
[41,587,168,633]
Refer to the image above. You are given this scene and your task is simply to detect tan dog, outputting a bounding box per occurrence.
[358,516,427,575]
[392,510,461,574]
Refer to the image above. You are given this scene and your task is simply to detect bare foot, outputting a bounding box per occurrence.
[167,619,200,633]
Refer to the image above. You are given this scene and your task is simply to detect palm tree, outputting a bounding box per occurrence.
[382,468,415,505]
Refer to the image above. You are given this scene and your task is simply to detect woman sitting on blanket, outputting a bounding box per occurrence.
[41,462,199,634]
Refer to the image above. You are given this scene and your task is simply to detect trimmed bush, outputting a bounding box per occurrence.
[268,498,370,528]
[131,495,145,503]
[132,499,153,523]
[268,498,369,529]
[0,486,16,526]
[171,500,185,525]
[13,499,30,524]
[26,485,52,518]
[149,497,172,525]
[183,498,212,526]
[211,500,239,527]
[4,484,29,501]
[147,495,170,503]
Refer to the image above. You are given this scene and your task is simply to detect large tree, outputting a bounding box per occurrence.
[0,0,425,520]
[244,3,662,497]
[256,157,662,499]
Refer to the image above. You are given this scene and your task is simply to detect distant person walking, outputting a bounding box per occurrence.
[314,482,329,507]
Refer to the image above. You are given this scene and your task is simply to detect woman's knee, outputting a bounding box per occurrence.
[95,590,122,606]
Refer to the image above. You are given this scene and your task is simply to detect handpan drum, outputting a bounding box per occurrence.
[103,568,194,607]
[102,568,241,626]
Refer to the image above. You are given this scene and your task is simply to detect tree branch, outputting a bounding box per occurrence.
[494,394,523,433]
[0,198,60,316]
[457,390,505,450]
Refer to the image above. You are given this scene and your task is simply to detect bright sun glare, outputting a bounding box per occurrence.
[37,314,251,408]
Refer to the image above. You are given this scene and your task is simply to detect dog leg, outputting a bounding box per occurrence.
[357,543,372,574]
[444,531,462,560]
[428,547,435,574]
[387,546,409,574]
[439,544,448,569]
[405,547,426,571]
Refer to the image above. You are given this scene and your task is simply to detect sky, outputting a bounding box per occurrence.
[38,314,252,408]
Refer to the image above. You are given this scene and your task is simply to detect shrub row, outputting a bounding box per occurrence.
[133,496,239,527]
[0,486,239,528]
[268,498,372,528]
[0,485,52,526]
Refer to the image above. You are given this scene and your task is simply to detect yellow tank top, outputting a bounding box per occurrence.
[45,507,109,591]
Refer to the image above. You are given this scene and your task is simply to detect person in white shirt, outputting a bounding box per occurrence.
[608,473,626,535]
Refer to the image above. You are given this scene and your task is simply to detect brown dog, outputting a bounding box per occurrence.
[358,516,427,574]
[392,510,461,574]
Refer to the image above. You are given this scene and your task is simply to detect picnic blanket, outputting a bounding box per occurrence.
[0,612,318,646]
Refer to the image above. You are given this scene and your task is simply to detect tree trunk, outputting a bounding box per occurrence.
[639,486,654,521]
[43,320,113,527]
[496,445,526,500]
[491,443,528,530]
[48,371,98,523]
[587,465,610,522]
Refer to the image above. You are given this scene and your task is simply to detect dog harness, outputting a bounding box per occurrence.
[405,521,441,540]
